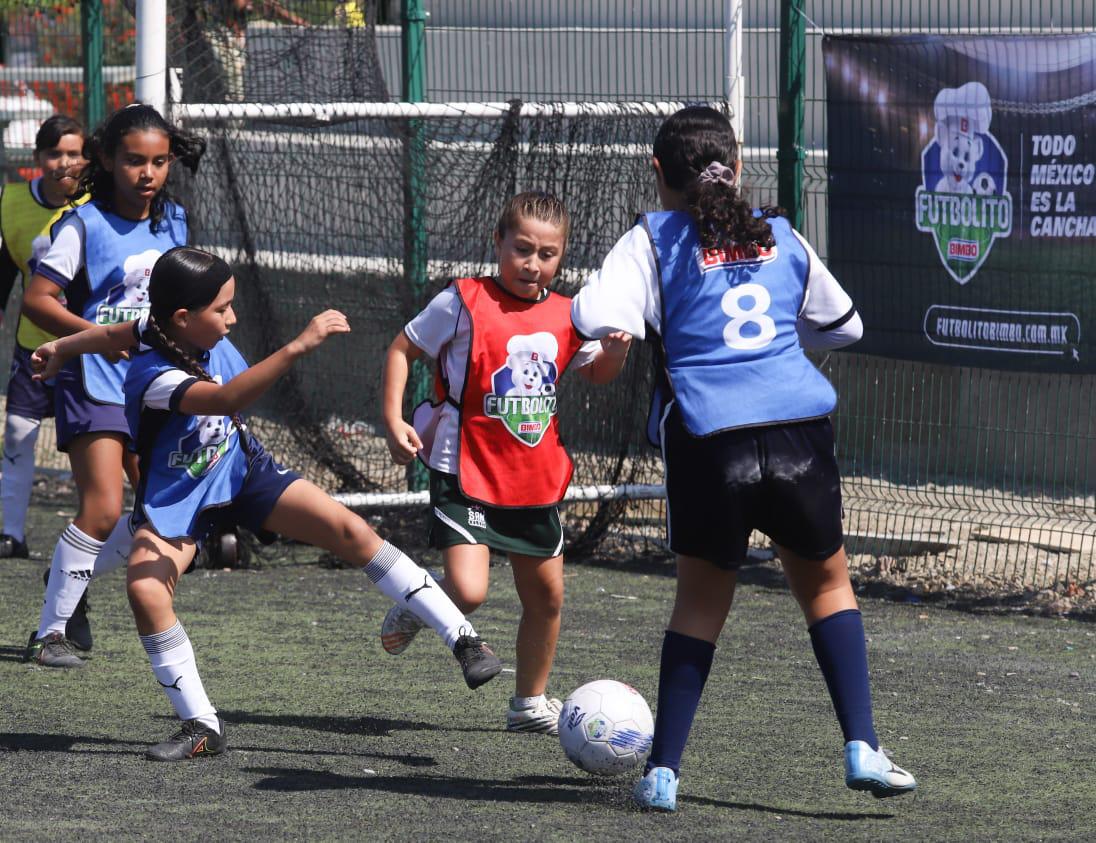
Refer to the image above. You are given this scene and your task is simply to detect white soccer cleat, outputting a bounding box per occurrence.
[844,740,917,798]
[506,696,563,734]
[380,604,425,655]
[633,766,678,812]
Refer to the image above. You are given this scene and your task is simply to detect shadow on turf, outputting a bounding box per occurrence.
[243,767,891,818]
[216,709,495,736]
[1,732,134,753]
[0,644,30,662]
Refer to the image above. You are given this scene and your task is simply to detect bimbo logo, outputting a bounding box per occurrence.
[696,243,776,273]
[97,248,161,324]
[914,81,1012,284]
[484,331,560,447]
[168,404,233,479]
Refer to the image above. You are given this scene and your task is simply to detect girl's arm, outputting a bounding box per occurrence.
[31,320,139,379]
[381,331,426,465]
[577,331,633,384]
[23,274,97,337]
[178,310,349,416]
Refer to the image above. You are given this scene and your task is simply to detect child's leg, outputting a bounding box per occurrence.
[646,555,735,776]
[781,544,916,796]
[441,543,491,614]
[264,479,480,650]
[128,526,224,757]
[35,433,126,642]
[779,544,878,749]
[508,551,563,698]
[1,412,41,546]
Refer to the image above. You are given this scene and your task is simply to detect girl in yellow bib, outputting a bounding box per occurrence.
[381,191,632,733]
[0,116,87,561]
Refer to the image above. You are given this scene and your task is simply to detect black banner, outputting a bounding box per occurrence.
[825,35,1096,372]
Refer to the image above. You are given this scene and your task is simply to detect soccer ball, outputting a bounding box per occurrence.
[971,172,997,195]
[558,680,654,776]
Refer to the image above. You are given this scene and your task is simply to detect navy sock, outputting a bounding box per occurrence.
[808,608,879,750]
[646,630,716,777]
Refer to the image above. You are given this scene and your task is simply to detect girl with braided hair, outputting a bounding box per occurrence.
[32,246,502,761]
[571,105,916,811]
[22,104,203,668]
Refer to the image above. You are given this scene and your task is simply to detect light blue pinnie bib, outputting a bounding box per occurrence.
[643,210,837,443]
[71,200,188,404]
[125,338,251,540]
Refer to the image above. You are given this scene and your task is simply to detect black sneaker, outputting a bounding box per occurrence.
[24,631,86,668]
[0,533,29,558]
[452,632,502,689]
[42,568,93,652]
[145,717,227,761]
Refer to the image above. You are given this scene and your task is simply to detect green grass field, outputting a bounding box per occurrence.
[1,507,1093,841]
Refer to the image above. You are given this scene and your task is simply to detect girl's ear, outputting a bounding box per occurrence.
[171,307,189,330]
[733,158,743,187]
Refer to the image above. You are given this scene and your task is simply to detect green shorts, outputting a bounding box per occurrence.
[429,469,564,558]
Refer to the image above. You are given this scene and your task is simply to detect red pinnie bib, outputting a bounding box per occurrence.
[455,276,583,508]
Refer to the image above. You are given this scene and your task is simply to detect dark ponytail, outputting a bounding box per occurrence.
[146,247,253,457]
[80,103,206,232]
[653,105,779,257]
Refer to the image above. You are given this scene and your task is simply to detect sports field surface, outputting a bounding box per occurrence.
[1,503,1092,841]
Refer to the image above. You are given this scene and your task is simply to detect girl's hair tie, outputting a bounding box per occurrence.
[697,161,737,187]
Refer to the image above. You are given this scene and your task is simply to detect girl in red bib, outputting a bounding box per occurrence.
[381,191,632,733]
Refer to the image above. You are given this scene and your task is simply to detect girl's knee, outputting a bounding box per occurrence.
[448,579,487,613]
[337,514,381,562]
[126,574,172,614]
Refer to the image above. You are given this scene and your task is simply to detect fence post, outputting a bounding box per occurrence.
[777,0,805,228]
[82,0,105,128]
[402,0,429,490]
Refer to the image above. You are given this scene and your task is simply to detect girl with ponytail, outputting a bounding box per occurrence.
[22,104,203,668]
[32,246,501,761]
[572,105,916,810]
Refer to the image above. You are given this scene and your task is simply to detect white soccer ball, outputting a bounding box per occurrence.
[558,679,654,776]
[972,172,997,195]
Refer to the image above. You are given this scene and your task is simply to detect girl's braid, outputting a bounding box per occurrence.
[145,316,255,458]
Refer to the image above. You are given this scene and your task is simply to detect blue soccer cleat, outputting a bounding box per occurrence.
[845,740,917,798]
[633,766,678,812]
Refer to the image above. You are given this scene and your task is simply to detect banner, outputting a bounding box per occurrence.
[824,35,1096,372]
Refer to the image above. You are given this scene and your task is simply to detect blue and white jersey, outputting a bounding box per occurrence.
[572,210,862,444]
[125,338,251,540]
[39,199,188,405]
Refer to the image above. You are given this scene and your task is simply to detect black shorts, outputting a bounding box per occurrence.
[660,407,844,569]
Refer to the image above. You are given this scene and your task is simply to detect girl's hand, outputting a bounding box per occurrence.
[385,419,424,466]
[30,341,62,380]
[599,330,633,360]
[293,310,350,354]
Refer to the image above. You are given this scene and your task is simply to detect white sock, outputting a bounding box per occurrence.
[36,523,102,639]
[1,413,41,542]
[512,694,546,711]
[140,621,220,731]
[93,514,135,576]
[364,541,475,650]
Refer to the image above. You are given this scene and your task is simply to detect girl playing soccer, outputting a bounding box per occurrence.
[380,191,632,734]
[0,116,86,564]
[22,104,204,667]
[32,245,501,760]
[571,106,917,810]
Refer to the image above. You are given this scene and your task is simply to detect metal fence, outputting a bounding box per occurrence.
[1,1,1093,595]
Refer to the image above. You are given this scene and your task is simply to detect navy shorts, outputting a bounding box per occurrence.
[54,359,130,451]
[6,345,54,420]
[660,406,844,569]
[135,439,300,545]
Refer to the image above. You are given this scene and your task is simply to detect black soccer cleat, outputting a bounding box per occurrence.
[0,533,29,558]
[24,631,86,668]
[452,632,502,689]
[145,717,227,761]
[42,568,93,652]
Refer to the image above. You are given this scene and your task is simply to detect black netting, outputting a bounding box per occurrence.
[167,4,673,557]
